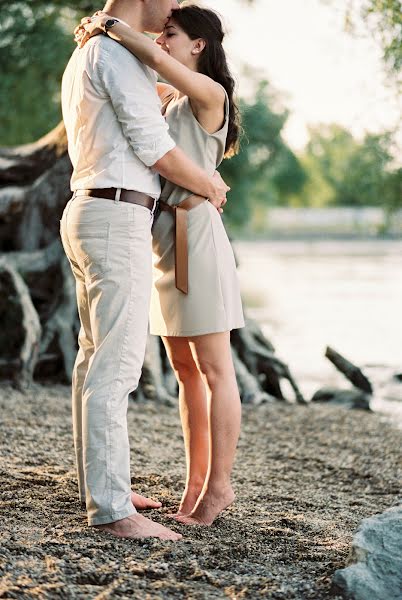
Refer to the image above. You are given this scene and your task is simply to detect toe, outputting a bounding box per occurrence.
[131,492,162,510]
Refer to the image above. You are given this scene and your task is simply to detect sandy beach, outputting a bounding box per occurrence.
[0,383,401,599]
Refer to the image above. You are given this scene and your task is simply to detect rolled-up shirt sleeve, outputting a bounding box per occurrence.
[97,39,176,166]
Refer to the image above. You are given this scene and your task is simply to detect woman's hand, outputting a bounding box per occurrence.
[210,171,229,214]
[73,11,109,48]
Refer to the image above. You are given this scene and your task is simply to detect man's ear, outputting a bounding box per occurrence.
[191,38,206,55]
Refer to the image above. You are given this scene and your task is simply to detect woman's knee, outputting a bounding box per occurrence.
[171,355,199,382]
[165,341,199,383]
[195,355,227,387]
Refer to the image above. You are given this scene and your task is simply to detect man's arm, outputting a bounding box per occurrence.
[153,148,228,207]
[95,39,228,206]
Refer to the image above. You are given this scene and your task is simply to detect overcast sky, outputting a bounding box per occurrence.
[220,0,400,151]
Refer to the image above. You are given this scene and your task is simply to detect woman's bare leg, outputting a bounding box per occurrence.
[162,336,209,515]
[175,331,241,526]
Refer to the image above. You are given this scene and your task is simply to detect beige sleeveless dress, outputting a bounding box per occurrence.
[149,89,245,337]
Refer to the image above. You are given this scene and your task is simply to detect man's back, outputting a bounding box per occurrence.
[61,35,175,196]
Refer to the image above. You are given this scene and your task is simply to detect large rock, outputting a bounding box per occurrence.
[332,504,402,599]
[311,386,371,410]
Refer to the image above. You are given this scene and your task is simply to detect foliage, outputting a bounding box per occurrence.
[219,82,306,228]
[2,0,398,231]
[362,0,402,74]
[344,0,402,83]
[0,1,102,146]
[0,4,78,145]
[26,0,97,11]
[298,124,402,212]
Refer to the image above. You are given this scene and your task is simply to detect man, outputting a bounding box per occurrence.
[61,0,229,541]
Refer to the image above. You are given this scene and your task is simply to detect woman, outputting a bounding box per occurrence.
[76,3,244,526]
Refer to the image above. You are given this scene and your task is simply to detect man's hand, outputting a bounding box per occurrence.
[209,171,230,213]
[153,148,229,211]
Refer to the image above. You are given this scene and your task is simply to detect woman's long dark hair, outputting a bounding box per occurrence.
[173,3,240,158]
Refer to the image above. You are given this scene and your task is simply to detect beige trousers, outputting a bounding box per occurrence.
[60,194,154,525]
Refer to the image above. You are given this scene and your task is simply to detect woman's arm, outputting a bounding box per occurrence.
[81,14,225,110]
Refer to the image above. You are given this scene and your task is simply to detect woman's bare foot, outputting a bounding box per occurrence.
[131,491,161,510]
[95,514,182,540]
[174,485,235,526]
[167,483,203,519]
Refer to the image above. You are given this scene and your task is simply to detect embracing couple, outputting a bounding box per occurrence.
[60,0,244,541]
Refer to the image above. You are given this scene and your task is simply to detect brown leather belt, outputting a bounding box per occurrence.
[160,195,206,295]
[74,188,155,210]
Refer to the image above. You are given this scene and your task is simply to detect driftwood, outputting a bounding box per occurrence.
[325,346,373,394]
[0,122,304,404]
[311,387,371,410]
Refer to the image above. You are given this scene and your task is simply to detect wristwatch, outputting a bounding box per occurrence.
[104,18,119,34]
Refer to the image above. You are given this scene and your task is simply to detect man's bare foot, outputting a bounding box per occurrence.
[81,492,162,511]
[167,484,203,519]
[131,491,161,510]
[174,485,235,526]
[95,513,182,540]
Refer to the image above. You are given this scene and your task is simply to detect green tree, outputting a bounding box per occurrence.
[299,124,401,212]
[297,152,334,207]
[344,0,402,85]
[1,5,71,145]
[220,81,306,228]
[0,2,100,146]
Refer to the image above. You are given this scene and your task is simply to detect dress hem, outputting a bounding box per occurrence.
[149,320,245,338]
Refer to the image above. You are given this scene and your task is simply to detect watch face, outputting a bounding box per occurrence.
[105,18,118,29]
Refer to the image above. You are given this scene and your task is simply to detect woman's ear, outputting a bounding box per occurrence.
[191,38,206,55]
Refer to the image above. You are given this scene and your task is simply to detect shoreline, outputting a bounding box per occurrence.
[0,383,401,599]
[233,234,402,243]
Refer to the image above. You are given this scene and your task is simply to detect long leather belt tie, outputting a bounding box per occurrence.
[159,195,206,294]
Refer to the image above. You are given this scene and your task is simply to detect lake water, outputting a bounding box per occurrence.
[235,240,402,426]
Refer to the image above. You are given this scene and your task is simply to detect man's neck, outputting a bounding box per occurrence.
[102,1,144,31]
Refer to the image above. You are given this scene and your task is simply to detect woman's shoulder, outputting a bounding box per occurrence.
[215,83,229,114]
[189,82,228,119]
[185,84,228,138]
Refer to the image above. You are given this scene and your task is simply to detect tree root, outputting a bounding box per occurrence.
[0,258,41,389]
[0,123,303,404]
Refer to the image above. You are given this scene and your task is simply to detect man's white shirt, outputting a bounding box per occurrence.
[61,34,176,198]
